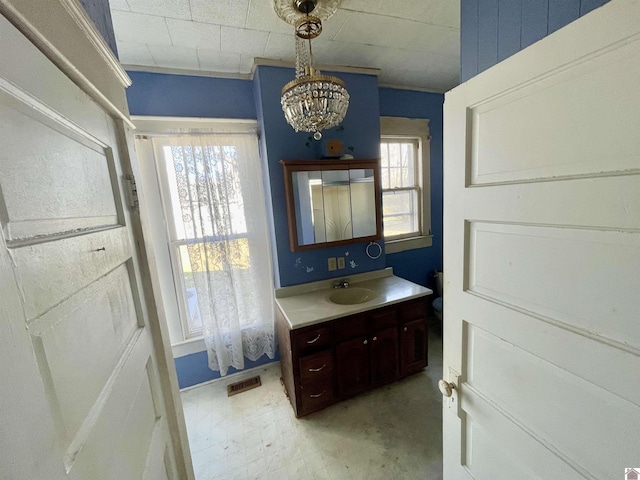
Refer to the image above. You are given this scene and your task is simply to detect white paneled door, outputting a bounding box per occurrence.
[0,3,191,480]
[443,1,640,479]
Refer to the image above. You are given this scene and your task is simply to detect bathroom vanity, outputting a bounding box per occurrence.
[275,269,432,417]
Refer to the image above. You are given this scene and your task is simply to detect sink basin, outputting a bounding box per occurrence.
[328,287,377,305]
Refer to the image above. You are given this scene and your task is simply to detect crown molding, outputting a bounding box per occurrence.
[123,64,253,81]
[252,57,380,78]
[123,63,451,95]
[59,0,131,88]
[378,82,449,94]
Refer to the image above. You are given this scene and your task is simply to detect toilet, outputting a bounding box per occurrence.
[432,271,443,326]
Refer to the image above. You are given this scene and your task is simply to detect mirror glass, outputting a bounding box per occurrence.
[291,170,321,246]
[350,168,376,238]
[321,170,352,243]
[288,163,379,250]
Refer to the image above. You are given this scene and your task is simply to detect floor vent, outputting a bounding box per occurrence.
[227,375,261,397]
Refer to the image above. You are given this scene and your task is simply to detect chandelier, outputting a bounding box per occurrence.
[275,0,350,140]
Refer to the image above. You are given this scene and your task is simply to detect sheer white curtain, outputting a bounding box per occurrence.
[153,132,275,375]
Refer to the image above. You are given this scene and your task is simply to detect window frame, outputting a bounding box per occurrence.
[171,242,200,339]
[154,145,201,340]
[133,116,259,353]
[380,117,432,253]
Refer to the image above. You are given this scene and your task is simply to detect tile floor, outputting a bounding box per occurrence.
[181,329,443,480]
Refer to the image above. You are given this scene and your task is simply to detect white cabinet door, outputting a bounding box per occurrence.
[442,1,640,478]
[0,9,190,480]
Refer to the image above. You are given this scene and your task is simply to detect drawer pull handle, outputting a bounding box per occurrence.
[372,336,377,341]
[404,327,408,332]
[363,339,368,345]
[309,364,326,372]
[309,391,326,398]
[306,334,321,344]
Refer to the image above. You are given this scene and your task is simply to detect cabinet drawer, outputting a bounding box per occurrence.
[300,350,334,384]
[299,379,335,414]
[293,325,331,354]
[370,308,397,330]
[400,298,427,321]
[334,314,366,342]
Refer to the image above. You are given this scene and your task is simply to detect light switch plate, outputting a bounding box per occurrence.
[337,257,345,269]
[328,257,337,271]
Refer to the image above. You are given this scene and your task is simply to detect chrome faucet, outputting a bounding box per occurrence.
[333,279,349,289]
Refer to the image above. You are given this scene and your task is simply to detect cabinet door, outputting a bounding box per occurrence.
[370,327,399,386]
[400,318,427,376]
[336,336,370,398]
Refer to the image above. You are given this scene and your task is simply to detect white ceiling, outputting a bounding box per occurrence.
[110,0,460,92]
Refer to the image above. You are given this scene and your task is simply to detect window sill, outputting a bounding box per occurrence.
[171,336,205,359]
[384,235,433,254]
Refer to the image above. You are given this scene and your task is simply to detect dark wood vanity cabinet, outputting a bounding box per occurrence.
[336,334,369,398]
[398,300,429,376]
[400,319,428,375]
[277,297,428,417]
[370,326,400,386]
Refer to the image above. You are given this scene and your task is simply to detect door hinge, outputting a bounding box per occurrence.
[124,175,139,210]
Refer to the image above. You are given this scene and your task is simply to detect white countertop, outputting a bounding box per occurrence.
[275,268,433,329]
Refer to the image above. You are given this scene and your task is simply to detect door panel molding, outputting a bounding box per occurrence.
[467,221,640,345]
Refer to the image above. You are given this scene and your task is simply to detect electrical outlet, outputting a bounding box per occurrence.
[328,257,337,271]
[337,257,345,269]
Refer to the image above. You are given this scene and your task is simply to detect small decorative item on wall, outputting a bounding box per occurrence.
[294,256,316,274]
[304,124,354,156]
[324,138,344,157]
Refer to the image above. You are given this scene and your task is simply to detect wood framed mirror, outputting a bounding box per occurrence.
[280,158,382,252]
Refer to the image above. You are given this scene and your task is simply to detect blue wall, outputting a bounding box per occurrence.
[461,0,610,82]
[79,0,118,57]
[253,65,386,287]
[174,351,277,389]
[127,71,256,118]
[379,88,444,289]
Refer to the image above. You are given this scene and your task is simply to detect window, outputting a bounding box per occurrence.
[144,127,276,373]
[160,142,249,338]
[136,119,274,352]
[380,117,432,253]
[380,139,420,239]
